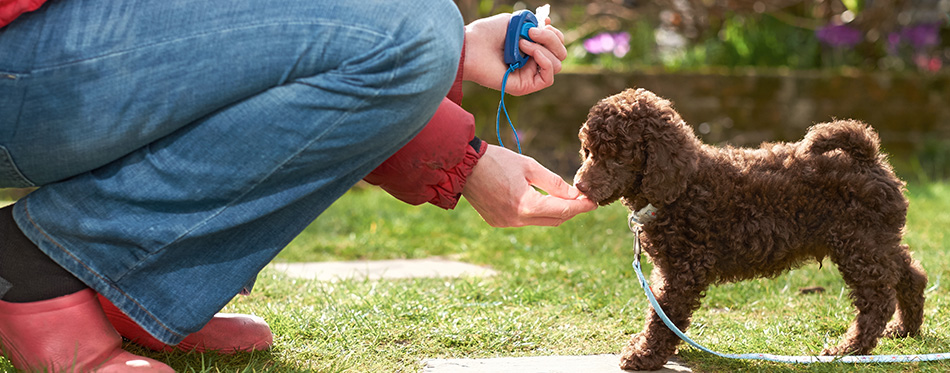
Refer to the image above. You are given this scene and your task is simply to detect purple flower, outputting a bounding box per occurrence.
[612,32,631,57]
[901,23,940,50]
[584,33,615,54]
[816,24,863,47]
[888,23,942,54]
[584,32,631,57]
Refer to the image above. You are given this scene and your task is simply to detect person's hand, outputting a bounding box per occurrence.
[462,13,566,96]
[462,145,597,227]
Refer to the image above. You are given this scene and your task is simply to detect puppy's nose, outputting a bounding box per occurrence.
[575,181,589,194]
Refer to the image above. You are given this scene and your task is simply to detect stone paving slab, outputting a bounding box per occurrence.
[423,355,691,373]
[268,258,498,282]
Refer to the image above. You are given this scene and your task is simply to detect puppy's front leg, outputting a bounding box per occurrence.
[621,264,707,371]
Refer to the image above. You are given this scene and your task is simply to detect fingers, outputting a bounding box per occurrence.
[517,156,598,226]
[505,26,563,95]
[485,193,594,228]
[518,193,598,227]
[523,40,560,75]
[523,47,556,89]
[527,26,566,60]
[549,25,566,46]
[463,146,597,228]
[504,39,558,96]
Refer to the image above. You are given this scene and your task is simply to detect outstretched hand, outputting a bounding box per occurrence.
[462,145,597,227]
[462,13,566,96]
[459,11,587,227]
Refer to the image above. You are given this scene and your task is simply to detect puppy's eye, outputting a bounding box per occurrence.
[581,148,591,159]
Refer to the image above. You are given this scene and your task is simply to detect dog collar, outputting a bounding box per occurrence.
[628,203,658,227]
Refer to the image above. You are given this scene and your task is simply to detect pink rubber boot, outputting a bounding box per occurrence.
[0,289,173,372]
[98,294,273,354]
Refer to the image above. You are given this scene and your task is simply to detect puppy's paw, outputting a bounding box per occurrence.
[819,346,842,356]
[882,327,909,339]
[821,343,867,357]
[619,341,667,371]
[882,320,917,339]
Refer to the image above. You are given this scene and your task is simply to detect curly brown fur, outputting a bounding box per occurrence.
[574,88,928,371]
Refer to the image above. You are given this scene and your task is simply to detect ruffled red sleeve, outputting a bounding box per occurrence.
[0,0,45,27]
[363,97,487,209]
[363,41,488,209]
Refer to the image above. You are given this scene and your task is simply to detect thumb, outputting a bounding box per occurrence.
[524,159,581,199]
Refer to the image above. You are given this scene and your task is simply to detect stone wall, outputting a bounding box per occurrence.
[463,70,950,179]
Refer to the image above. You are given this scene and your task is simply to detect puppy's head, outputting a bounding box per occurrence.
[573,88,699,208]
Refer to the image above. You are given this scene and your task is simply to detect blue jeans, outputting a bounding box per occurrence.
[0,0,463,344]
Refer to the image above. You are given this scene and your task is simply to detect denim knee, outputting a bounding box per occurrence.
[354,0,464,140]
[384,0,463,94]
[401,0,465,93]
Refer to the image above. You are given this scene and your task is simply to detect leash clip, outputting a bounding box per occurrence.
[628,212,643,262]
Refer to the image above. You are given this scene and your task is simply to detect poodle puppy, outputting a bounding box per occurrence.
[573,88,928,371]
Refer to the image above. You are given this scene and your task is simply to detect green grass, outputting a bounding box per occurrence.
[3,182,950,372]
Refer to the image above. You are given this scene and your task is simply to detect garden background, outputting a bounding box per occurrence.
[458,0,950,183]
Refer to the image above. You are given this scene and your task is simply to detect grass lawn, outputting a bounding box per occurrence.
[3,181,950,372]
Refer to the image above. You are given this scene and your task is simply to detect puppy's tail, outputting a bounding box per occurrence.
[804,119,880,163]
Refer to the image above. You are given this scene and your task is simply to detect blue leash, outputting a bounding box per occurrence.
[628,214,950,364]
[496,65,523,154]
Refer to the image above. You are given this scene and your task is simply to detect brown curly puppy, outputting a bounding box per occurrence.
[573,88,928,371]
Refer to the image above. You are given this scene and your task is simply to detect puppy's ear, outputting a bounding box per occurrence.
[582,94,643,161]
[638,98,700,206]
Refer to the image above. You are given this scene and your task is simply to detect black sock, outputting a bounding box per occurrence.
[0,204,87,302]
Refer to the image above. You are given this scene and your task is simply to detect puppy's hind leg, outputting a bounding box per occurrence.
[822,240,900,356]
[883,246,927,338]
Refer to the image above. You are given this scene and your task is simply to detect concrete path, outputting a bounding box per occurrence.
[423,355,691,373]
[268,258,498,282]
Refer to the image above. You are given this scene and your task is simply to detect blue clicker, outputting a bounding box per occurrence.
[503,10,538,69]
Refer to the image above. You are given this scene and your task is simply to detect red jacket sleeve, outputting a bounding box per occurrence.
[363,43,488,209]
[0,0,45,27]
[363,96,487,209]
